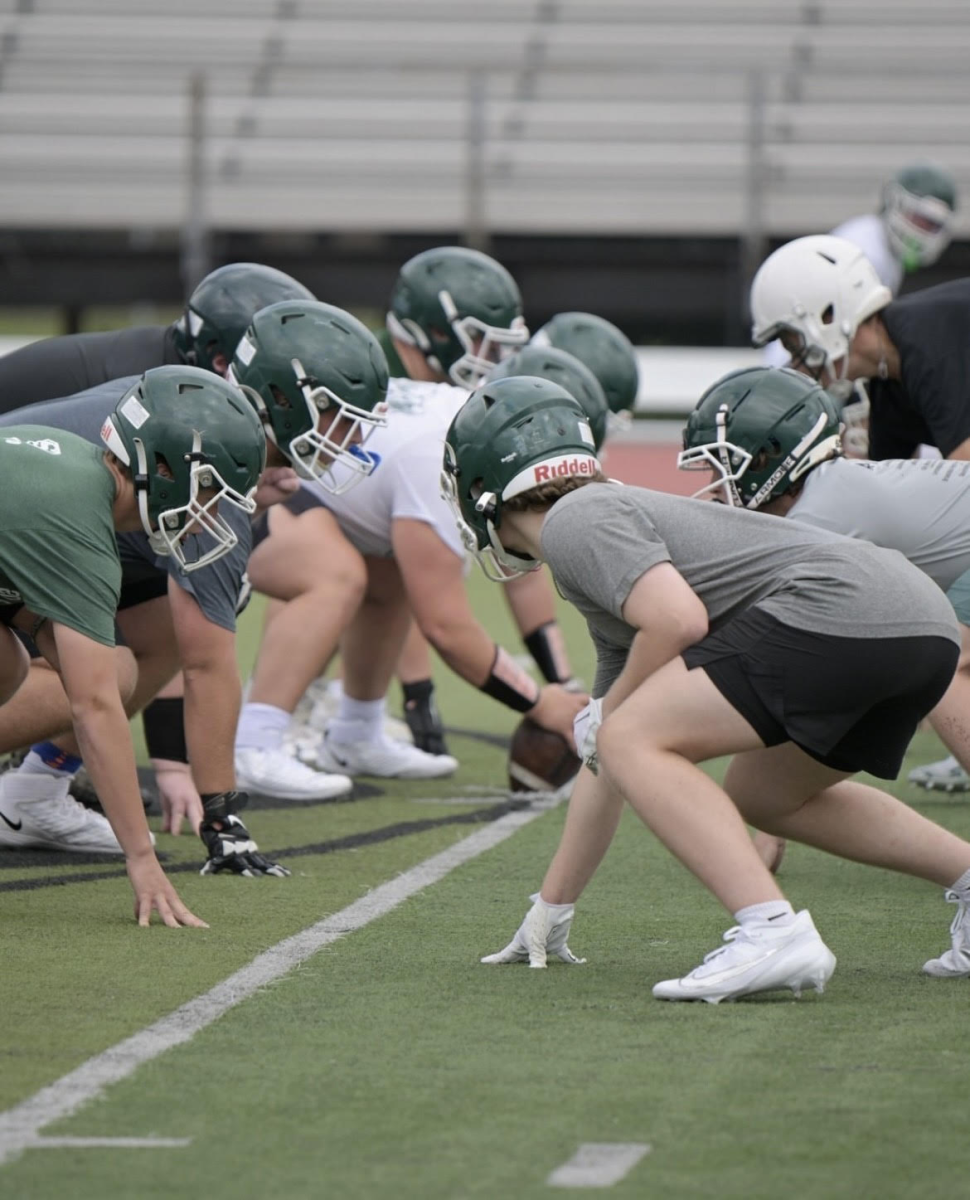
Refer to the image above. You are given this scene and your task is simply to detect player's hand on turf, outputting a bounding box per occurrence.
[254,465,300,510]
[127,850,208,929]
[481,893,586,968]
[153,759,204,837]
[530,683,590,751]
[402,679,449,755]
[198,790,290,878]
[572,698,604,775]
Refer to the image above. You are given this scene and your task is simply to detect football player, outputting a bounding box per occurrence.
[751,234,970,790]
[0,303,387,866]
[272,254,591,777]
[290,246,585,768]
[681,366,970,865]
[449,375,970,1000]
[0,366,265,923]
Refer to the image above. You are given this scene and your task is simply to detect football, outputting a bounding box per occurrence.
[507,716,581,794]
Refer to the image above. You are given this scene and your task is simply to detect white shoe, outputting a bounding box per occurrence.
[234,747,353,802]
[316,729,458,779]
[652,910,836,1004]
[908,755,970,793]
[0,772,126,855]
[923,891,970,977]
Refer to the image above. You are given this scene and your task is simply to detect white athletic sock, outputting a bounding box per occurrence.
[235,703,291,753]
[20,743,81,779]
[329,695,385,744]
[949,867,970,896]
[734,899,796,927]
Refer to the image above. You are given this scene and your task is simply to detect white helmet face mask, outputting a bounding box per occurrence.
[140,435,257,573]
[229,359,388,495]
[749,235,892,401]
[439,462,539,583]
[438,290,530,389]
[884,184,954,269]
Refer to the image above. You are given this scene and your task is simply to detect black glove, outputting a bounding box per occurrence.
[199,790,290,878]
[402,679,449,756]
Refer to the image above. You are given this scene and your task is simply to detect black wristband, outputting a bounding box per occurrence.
[200,790,250,821]
[142,696,188,763]
[479,646,540,713]
[523,622,571,684]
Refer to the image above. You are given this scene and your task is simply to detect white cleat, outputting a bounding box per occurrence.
[652,910,836,1004]
[0,771,128,855]
[923,890,970,978]
[316,730,458,780]
[234,747,353,802]
[908,755,970,793]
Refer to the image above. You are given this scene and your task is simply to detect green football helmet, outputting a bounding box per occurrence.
[531,312,640,417]
[483,345,609,451]
[679,366,842,509]
[883,163,958,271]
[387,246,529,388]
[442,375,600,581]
[228,300,389,492]
[100,365,265,572]
[173,262,315,373]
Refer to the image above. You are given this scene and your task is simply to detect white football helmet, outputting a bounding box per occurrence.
[750,235,891,400]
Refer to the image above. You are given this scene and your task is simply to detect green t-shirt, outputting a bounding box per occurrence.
[0,426,121,645]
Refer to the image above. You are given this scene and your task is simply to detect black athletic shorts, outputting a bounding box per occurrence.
[682,606,959,779]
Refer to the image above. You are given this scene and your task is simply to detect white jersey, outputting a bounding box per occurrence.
[300,376,468,558]
[763,212,904,368]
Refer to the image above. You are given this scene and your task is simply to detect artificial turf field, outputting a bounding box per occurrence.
[2,487,970,1197]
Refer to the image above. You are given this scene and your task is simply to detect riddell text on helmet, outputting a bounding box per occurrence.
[533,456,598,483]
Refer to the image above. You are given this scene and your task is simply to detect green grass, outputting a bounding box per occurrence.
[1,569,969,1198]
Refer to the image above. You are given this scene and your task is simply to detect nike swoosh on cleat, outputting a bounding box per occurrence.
[0,809,23,831]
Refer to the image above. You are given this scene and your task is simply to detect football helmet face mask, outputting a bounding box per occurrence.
[531,312,640,426]
[100,365,265,572]
[228,300,389,493]
[442,375,600,582]
[883,163,958,271]
[387,246,529,389]
[679,366,842,509]
[173,263,315,374]
[483,345,609,451]
[749,235,891,401]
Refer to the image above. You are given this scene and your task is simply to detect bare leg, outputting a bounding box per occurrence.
[245,505,366,712]
[726,743,970,888]
[927,622,970,770]
[340,556,413,701]
[0,626,30,706]
[396,619,431,686]
[597,658,785,915]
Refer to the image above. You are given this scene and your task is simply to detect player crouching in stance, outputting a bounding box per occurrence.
[445,375,970,1002]
[0,367,266,924]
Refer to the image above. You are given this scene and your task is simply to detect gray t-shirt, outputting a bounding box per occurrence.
[540,483,960,696]
[789,457,970,592]
[0,378,251,632]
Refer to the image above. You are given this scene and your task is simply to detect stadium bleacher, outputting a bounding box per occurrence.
[0,0,967,236]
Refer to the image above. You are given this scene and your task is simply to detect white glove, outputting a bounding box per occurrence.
[572,698,603,774]
[481,893,587,968]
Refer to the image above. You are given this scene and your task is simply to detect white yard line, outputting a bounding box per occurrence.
[0,804,547,1169]
[547,1143,652,1188]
